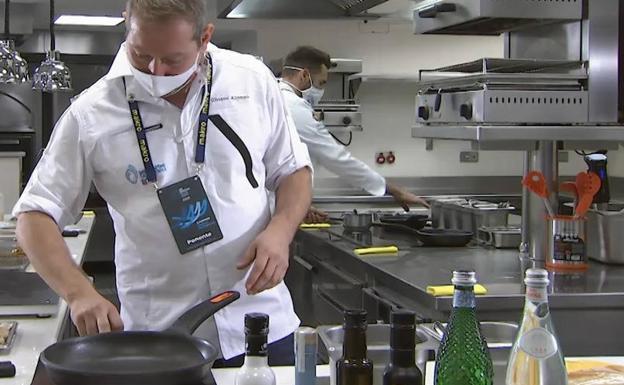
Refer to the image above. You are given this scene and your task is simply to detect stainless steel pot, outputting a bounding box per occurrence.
[587,204,624,265]
[342,211,373,231]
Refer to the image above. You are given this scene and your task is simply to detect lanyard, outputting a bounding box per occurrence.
[126,54,214,185]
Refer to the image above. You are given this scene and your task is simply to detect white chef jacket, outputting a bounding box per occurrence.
[279,81,386,196]
[13,43,311,359]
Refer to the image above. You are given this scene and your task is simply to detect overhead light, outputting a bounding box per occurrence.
[0,0,30,85]
[55,15,125,27]
[33,0,72,92]
[32,50,72,92]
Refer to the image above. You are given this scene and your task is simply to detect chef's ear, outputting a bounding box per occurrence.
[200,23,215,50]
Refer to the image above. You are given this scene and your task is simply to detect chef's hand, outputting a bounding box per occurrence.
[304,207,329,224]
[68,288,124,336]
[386,182,430,212]
[237,225,290,295]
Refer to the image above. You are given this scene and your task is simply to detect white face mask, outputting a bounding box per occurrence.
[302,85,325,106]
[129,60,198,98]
[283,65,325,106]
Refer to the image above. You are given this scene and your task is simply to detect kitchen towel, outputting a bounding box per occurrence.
[353,245,399,256]
[427,284,488,296]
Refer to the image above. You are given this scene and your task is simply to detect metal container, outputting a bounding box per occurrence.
[0,321,18,353]
[432,199,512,235]
[478,226,522,249]
[546,216,588,271]
[318,324,437,385]
[342,212,373,231]
[587,204,624,265]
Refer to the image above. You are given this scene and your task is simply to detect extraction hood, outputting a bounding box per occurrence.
[218,0,389,19]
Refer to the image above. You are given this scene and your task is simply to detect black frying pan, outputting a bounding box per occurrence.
[41,291,240,385]
[378,214,429,230]
[416,229,473,247]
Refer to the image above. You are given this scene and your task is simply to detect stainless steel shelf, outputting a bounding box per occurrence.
[412,124,624,142]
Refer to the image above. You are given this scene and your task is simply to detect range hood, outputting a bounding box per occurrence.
[218,0,389,19]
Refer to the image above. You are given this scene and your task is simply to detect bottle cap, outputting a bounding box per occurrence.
[390,310,416,326]
[524,268,550,287]
[245,312,269,336]
[451,270,477,287]
[344,309,367,327]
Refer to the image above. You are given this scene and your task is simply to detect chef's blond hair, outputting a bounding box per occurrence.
[125,0,209,42]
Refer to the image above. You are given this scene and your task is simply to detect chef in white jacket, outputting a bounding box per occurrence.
[279,46,428,222]
[13,0,311,367]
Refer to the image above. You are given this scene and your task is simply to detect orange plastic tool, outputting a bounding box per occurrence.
[575,172,601,218]
[522,171,556,217]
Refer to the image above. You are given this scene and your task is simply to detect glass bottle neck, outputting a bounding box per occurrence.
[246,334,268,357]
[525,285,548,304]
[243,356,269,368]
[453,286,476,308]
[390,349,416,367]
[343,326,367,360]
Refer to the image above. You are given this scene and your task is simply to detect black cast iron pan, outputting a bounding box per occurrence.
[416,229,473,247]
[378,214,429,230]
[41,291,240,385]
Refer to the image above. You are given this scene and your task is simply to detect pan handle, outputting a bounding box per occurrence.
[169,291,240,335]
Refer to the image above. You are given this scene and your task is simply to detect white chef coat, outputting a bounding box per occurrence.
[279,81,386,196]
[13,43,311,359]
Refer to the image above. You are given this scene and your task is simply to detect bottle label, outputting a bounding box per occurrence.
[518,328,558,359]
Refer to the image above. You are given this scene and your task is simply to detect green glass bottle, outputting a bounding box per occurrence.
[434,270,493,385]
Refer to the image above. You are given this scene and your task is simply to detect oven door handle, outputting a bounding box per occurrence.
[292,255,315,272]
[315,287,353,314]
[418,3,457,19]
[316,259,362,287]
[0,139,20,145]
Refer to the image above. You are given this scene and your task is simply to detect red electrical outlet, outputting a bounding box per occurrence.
[376,152,386,165]
[386,151,396,164]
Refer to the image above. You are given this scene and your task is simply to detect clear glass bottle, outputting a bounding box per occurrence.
[506,268,568,385]
[383,310,424,385]
[434,270,493,385]
[235,313,276,385]
[336,309,373,385]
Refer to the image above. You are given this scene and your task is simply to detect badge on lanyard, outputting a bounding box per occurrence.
[157,176,223,254]
[125,54,224,254]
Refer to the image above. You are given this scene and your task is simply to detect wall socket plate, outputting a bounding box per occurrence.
[559,151,569,163]
[460,151,479,163]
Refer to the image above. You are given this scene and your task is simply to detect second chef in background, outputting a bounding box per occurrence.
[279,46,428,223]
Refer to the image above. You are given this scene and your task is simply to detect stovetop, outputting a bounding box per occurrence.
[31,360,217,385]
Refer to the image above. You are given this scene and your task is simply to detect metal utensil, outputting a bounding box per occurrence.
[522,171,556,217]
[575,172,602,218]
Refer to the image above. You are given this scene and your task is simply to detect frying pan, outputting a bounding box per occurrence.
[378,214,429,230]
[41,291,240,385]
[415,229,473,247]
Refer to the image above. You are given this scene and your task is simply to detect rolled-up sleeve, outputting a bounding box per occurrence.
[262,74,312,192]
[287,97,386,197]
[12,107,93,229]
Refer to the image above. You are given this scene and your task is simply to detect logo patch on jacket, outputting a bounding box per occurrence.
[125,164,167,185]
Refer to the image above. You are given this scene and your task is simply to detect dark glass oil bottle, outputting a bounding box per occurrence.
[336,309,373,385]
[383,310,424,385]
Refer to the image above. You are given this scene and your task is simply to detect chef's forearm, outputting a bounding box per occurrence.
[270,167,312,240]
[16,211,95,303]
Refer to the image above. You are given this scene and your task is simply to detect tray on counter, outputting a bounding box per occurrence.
[0,321,18,354]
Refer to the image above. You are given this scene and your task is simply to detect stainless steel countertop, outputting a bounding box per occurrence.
[296,225,624,312]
